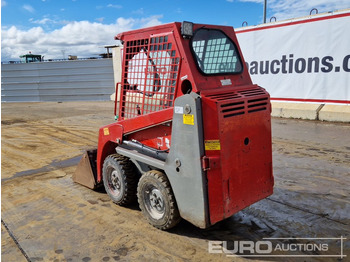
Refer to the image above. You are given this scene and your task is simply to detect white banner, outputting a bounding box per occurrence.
[236,10,350,104]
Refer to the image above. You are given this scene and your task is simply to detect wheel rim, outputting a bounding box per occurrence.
[143,185,165,220]
[108,169,123,196]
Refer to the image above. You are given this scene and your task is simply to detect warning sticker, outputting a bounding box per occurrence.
[103,127,110,136]
[205,140,221,150]
[183,114,194,125]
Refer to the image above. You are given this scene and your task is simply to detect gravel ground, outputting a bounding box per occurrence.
[2,101,349,262]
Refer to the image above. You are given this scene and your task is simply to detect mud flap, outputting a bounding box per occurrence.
[72,149,98,189]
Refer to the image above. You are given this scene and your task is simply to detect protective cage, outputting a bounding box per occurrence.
[118,33,181,119]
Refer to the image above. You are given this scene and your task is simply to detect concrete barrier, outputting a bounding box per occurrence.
[271,102,324,120]
[271,102,350,123]
[319,104,350,122]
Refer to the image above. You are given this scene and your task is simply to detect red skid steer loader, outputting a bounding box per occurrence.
[73,21,274,230]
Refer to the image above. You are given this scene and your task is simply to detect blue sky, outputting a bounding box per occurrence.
[1,0,349,61]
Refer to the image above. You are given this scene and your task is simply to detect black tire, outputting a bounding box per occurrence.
[137,170,181,230]
[102,154,138,206]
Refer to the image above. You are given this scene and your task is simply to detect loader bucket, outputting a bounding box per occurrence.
[73,149,98,189]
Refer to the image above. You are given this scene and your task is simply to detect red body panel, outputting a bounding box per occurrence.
[201,85,273,224]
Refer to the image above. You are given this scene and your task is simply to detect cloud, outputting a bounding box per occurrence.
[237,0,350,21]
[138,15,163,28]
[96,17,105,23]
[269,0,350,20]
[237,0,263,2]
[132,8,144,15]
[1,15,163,61]
[29,18,56,25]
[2,0,7,7]
[23,4,35,13]
[107,4,122,9]
[175,8,182,14]
[28,15,69,30]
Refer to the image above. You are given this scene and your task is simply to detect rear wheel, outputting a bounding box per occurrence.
[137,170,181,230]
[102,154,137,206]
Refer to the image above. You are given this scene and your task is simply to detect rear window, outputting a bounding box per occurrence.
[191,29,243,75]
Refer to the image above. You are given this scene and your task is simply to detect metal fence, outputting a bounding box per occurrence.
[1,59,115,102]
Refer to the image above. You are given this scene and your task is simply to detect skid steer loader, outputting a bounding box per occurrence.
[73,21,274,230]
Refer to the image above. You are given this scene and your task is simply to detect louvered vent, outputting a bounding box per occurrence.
[205,88,269,118]
[247,97,268,113]
[221,101,245,118]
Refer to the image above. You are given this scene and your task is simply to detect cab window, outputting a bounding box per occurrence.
[191,29,243,75]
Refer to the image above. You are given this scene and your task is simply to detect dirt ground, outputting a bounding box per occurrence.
[1,101,349,262]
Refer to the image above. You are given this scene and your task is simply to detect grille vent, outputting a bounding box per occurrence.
[205,88,269,118]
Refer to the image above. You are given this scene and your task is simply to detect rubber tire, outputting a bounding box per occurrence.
[137,170,181,230]
[102,154,138,206]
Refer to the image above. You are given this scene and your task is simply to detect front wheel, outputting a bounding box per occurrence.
[102,154,137,206]
[137,170,181,230]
